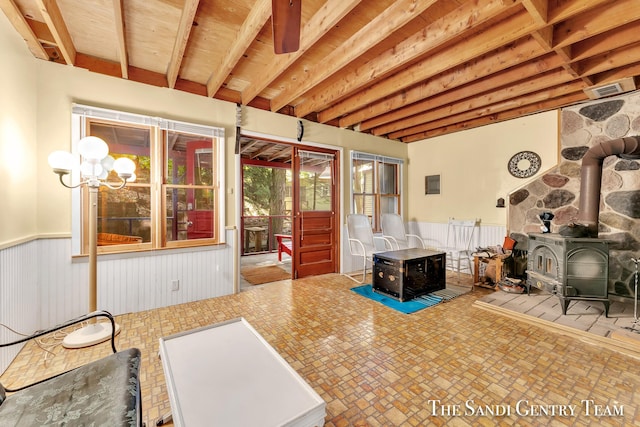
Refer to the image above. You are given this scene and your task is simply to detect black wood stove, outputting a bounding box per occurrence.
[526,233,610,316]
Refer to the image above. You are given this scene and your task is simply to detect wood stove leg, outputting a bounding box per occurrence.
[560,297,569,315]
[602,300,610,318]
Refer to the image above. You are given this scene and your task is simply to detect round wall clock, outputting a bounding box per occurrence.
[508,151,541,178]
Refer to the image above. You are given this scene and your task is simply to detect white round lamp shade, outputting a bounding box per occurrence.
[80,160,103,178]
[48,150,75,172]
[101,155,115,172]
[78,136,109,161]
[113,157,136,175]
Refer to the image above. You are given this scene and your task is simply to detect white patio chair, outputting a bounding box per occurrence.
[346,214,392,283]
[438,218,480,283]
[381,213,425,250]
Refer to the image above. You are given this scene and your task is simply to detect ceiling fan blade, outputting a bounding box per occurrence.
[272,0,301,54]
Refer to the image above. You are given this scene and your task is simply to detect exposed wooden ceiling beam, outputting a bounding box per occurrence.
[521,0,548,25]
[372,67,576,136]
[111,0,128,79]
[4,0,639,143]
[365,56,567,134]
[578,43,640,77]
[270,0,442,113]
[35,0,75,65]
[589,61,640,86]
[241,0,362,105]
[553,0,640,50]
[313,9,538,123]
[389,79,587,139]
[324,0,635,128]
[342,36,550,129]
[571,21,640,62]
[206,0,271,97]
[0,0,48,59]
[401,91,586,142]
[167,0,200,88]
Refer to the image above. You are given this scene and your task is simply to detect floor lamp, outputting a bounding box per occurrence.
[48,136,136,348]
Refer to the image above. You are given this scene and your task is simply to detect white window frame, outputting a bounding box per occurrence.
[350,151,404,231]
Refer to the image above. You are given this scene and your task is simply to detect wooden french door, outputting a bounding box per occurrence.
[292,147,339,278]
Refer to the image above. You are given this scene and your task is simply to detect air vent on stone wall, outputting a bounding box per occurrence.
[583,77,636,99]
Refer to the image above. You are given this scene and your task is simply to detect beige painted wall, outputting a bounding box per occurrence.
[34,63,237,235]
[407,110,560,226]
[0,14,39,247]
[32,68,407,236]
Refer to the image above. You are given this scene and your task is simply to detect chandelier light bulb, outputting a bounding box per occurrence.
[101,155,115,172]
[48,150,74,173]
[113,157,136,176]
[78,136,109,161]
[80,160,103,178]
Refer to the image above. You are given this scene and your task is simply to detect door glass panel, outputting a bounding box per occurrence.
[299,153,332,212]
[165,187,214,241]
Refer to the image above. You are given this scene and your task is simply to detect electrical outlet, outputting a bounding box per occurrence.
[171,280,179,291]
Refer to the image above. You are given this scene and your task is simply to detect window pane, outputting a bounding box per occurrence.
[380,196,399,216]
[353,195,375,217]
[89,122,151,184]
[97,186,151,244]
[378,163,397,194]
[166,132,214,185]
[353,160,374,193]
[299,157,332,211]
[165,187,214,241]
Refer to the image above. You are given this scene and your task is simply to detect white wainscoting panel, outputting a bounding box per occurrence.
[1,230,236,373]
[343,221,506,275]
[408,221,506,251]
[0,240,39,373]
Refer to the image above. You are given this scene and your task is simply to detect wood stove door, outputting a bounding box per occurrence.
[566,247,608,298]
[533,246,559,278]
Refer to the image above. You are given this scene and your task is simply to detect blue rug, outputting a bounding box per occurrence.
[350,285,443,314]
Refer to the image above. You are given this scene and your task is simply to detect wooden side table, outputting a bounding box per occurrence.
[473,254,505,288]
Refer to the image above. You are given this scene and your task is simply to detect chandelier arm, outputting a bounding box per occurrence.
[100,177,128,190]
[57,172,84,189]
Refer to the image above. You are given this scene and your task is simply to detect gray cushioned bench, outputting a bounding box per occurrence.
[0,311,142,426]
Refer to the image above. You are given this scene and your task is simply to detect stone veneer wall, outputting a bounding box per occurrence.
[508,91,640,298]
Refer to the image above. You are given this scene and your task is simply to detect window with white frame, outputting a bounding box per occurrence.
[72,105,225,254]
[351,151,403,231]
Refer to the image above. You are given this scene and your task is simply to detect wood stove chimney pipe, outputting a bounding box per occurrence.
[577,136,640,237]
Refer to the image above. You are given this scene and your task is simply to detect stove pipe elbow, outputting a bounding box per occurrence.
[577,136,640,237]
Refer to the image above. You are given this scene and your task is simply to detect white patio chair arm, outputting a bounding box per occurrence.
[348,237,366,256]
[381,235,399,250]
[406,233,425,249]
[374,235,394,250]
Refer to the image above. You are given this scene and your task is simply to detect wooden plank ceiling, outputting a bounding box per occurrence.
[3,0,640,143]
